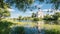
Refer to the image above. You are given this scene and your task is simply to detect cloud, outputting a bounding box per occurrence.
[42,9,52,11]
[10,13,20,18]
[42,9,48,11]
[7,8,15,12]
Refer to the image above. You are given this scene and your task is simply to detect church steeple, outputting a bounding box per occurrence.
[36,9,44,18]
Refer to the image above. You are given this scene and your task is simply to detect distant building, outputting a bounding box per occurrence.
[36,9,44,18]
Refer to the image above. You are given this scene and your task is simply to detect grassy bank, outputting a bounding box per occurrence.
[13,23,60,34]
[43,24,60,34]
[1,18,60,34]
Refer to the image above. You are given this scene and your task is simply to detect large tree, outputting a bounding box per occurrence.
[53,12,60,20]
[32,13,36,18]
[0,0,60,20]
[0,0,10,20]
[0,8,10,20]
[0,0,60,11]
[0,0,60,19]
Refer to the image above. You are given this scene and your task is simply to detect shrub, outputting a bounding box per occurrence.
[0,20,13,34]
[44,24,60,34]
[44,29,60,34]
[33,18,39,21]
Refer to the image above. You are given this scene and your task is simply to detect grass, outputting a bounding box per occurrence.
[43,24,60,29]
[43,24,60,34]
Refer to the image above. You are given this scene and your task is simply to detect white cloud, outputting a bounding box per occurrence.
[42,9,52,11]
[10,13,20,18]
[7,8,15,12]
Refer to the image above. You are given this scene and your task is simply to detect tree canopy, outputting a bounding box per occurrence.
[0,0,60,11]
[0,8,10,20]
[32,13,36,18]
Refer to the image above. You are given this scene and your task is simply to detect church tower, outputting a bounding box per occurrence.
[36,9,44,18]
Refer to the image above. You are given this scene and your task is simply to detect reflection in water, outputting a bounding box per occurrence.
[25,27,38,34]
[19,20,60,25]
[10,26,38,34]
[10,20,60,34]
[36,21,45,34]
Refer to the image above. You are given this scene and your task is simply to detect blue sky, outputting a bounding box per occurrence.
[8,2,53,18]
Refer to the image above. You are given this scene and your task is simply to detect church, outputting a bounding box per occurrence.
[36,9,44,18]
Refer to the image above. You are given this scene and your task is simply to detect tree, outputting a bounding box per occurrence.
[0,0,10,20]
[5,0,34,11]
[31,13,36,18]
[6,0,60,10]
[43,14,55,21]
[39,0,60,9]
[0,0,60,11]
[0,8,10,20]
[0,20,13,34]
[53,12,60,20]
[18,16,22,20]
[33,18,39,21]
[44,12,60,20]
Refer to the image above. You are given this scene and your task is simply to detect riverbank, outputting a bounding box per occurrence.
[43,24,60,34]
[44,24,60,29]
[1,18,60,34]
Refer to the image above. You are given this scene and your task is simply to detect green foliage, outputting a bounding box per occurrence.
[53,12,60,20]
[0,0,10,8]
[18,16,22,20]
[8,0,60,9]
[0,8,10,20]
[5,0,34,11]
[44,29,60,34]
[43,15,54,21]
[44,24,60,34]
[32,13,36,18]
[39,0,44,2]
[39,0,60,9]
[0,20,13,34]
[0,0,59,11]
[50,0,60,9]
[33,18,39,21]
[43,12,60,20]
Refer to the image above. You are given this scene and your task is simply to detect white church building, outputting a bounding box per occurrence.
[36,9,44,18]
[35,9,60,18]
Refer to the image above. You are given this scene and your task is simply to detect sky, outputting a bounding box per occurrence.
[8,1,53,18]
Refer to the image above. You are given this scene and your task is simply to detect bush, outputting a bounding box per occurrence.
[43,12,60,21]
[0,20,13,34]
[44,29,60,34]
[43,15,55,21]
[33,18,39,21]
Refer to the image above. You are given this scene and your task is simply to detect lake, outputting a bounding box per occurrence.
[10,20,60,34]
